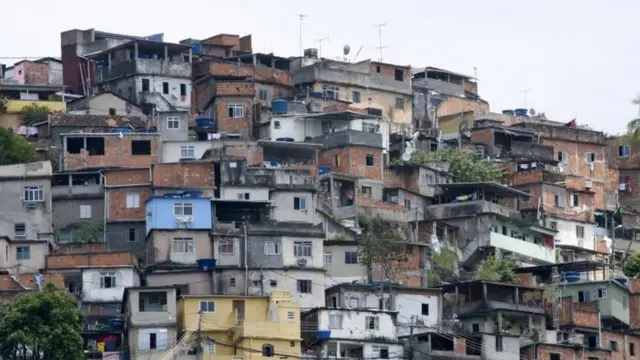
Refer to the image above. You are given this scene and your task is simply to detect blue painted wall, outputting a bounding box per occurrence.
[145,191,212,234]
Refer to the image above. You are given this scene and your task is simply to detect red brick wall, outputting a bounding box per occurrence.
[454,337,466,355]
[215,98,253,134]
[105,168,150,185]
[216,81,254,97]
[369,62,411,85]
[438,96,490,117]
[534,344,611,360]
[152,162,213,188]
[470,128,493,145]
[108,188,152,221]
[65,136,158,170]
[55,243,107,255]
[519,183,594,222]
[318,147,383,180]
[541,138,607,180]
[46,252,137,269]
[208,62,292,87]
[23,61,50,85]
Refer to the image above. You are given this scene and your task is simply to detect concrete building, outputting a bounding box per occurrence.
[66,91,145,117]
[2,57,63,86]
[302,307,404,360]
[0,161,54,274]
[178,291,301,360]
[122,286,178,360]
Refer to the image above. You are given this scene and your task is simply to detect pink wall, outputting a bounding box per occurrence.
[12,63,26,84]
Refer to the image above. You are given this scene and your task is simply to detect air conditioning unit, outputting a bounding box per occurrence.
[297,258,308,267]
[585,179,592,189]
[619,183,628,191]
[569,333,585,346]
[25,202,37,210]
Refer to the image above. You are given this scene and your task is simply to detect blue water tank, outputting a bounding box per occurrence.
[564,271,580,283]
[196,118,214,129]
[319,166,331,175]
[502,110,515,116]
[316,330,331,341]
[310,92,324,98]
[615,278,629,287]
[514,108,528,117]
[108,319,124,330]
[112,127,132,133]
[197,259,217,271]
[276,137,294,142]
[192,43,202,54]
[272,100,288,114]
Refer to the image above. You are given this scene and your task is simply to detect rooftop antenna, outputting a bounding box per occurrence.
[298,14,307,58]
[520,89,530,108]
[374,23,387,61]
[315,35,330,59]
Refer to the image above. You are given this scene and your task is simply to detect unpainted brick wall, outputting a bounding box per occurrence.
[215,98,253,134]
[152,162,213,188]
[65,136,159,170]
[55,243,107,255]
[108,188,153,221]
[438,97,490,118]
[542,138,607,180]
[318,147,383,180]
[46,252,137,269]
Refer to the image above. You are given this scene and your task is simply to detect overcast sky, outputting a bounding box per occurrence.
[1,0,638,134]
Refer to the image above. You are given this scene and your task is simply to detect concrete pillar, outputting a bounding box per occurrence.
[189,48,193,64]
[164,45,168,61]
[108,52,112,70]
[134,42,139,59]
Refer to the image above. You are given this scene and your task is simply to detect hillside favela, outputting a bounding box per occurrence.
[1,19,640,360]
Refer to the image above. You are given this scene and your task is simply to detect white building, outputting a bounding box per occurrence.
[324,283,442,337]
[82,266,141,302]
[302,308,404,360]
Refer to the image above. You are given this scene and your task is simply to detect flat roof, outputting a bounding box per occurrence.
[513,261,607,275]
[438,280,542,291]
[302,111,380,121]
[437,182,530,198]
[85,39,190,58]
[257,139,323,149]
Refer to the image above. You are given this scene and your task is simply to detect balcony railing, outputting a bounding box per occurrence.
[52,185,103,199]
[510,141,555,162]
[233,320,300,342]
[481,232,555,264]
[425,200,522,221]
[94,59,191,83]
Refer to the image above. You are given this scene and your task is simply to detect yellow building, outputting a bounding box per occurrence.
[0,99,65,127]
[178,292,301,360]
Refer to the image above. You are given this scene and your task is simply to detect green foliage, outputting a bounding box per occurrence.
[46,147,60,172]
[0,127,38,166]
[475,254,516,283]
[623,252,640,278]
[55,223,104,244]
[0,283,84,360]
[427,245,459,286]
[392,148,504,183]
[358,214,412,279]
[21,104,50,126]
[331,233,348,241]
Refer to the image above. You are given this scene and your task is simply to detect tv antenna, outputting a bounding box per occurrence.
[315,35,330,58]
[374,23,387,61]
[298,14,307,57]
[520,89,530,108]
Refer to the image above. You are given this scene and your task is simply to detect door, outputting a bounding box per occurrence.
[232,300,245,323]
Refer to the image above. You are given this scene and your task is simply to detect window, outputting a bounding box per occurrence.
[376,65,381,73]
[138,330,168,350]
[180,84,187,97]
[366,154,375,166]
[293,241,312,257]
[258,89,268,100]
[100,272,116,288]
[404,199,411,209]
[352,91,361,103]
[14,223,26,238]
[287,311,295,320]
[394,69,404,81]
[395,97,405,110]
[162,82,169,94]
[142,79,150,92]
[228,104,244,118]
[270,279,277,287]
[167,116,181,130]
[549,353,561,360]
[16,246,30,260]
[23,186,44,202]
[80,205,92,219]
[173,203,193,216]
[619,145,631,158]
[571,193,579,207]
[630,343,635,356]
[198,300,215,312]
[578,290,590,302]
[597,287,608,298]
[237,192,250,200]
[262,344,275,357]
[324,251,332,265]
[109,107,116,116]
[554,193,565,207]
[264,241,281,255]
[334,154,341,167]
[372,345,389,359]
[344,251,358,264]
[296,279,312,294]
[425,174,434,184]
[294,197,307,211]
[273,120,281,129]
[219,240,234,254]
[495,335,504,352]
[229,278,236,287]
[126,193,140,208]
[131,140,151,155]
[203,341,216,355]
[323,85,339,99]
[576,225,585,238]
[586,152,596,163]
[611,341,619,351]
[366,316,380,330]
[128,228,137,242]
[361,186,372,198]
[549,221,558,230]
[557,151,568,163]
[421,303,429,315]
[173,238,194,254]
[472,323,480,332]
[362,122,378,133]
[180,145,195,159]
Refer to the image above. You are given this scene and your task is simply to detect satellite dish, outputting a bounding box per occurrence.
[343,45,351,55]
[529,108,536,116]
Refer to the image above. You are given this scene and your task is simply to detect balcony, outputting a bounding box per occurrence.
[294,63,411,95]
[425,200,522,221]
[307,129,383,150]
[94,59,191,83]
[274,171,315,190]
[510,168,567,186]
[130,311,175,327]
[52,184,103,199]
[3,99,65,113]
[454,299,545,316]
[482,232,555,264]
[510,141,555,162]
[233,321,299,342]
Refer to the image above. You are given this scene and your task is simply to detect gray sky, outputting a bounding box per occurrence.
[1,0,638,134]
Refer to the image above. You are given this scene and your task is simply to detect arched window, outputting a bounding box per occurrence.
[262,344,275,357]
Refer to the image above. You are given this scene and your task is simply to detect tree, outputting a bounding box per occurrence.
[358,214,412,285]
[0,283,84,360]
[427,245,459,286]
[475,254,516,283]
[394,148,504,183]
[0,127,38,166]
[21,104,50,126]
[623,252,640,278]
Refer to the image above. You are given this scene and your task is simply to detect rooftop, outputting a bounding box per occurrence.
[46,113,147,128]
[438,280,542,292]
[513,260,608,276]
[302,110,381,121]
[84,39,190,58]
[437,182,531,198]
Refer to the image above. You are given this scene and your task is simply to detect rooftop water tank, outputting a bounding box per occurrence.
[310,92,324,98]
[319,166,331,175]
[564,271,580,283]
[276,137,294,142]
[196,118,214,129]
[615,277,628,287]
[272,100,288,114]
[197,259,216,271]
[108,319,124,330]
[502,110,515,116]
[316,330,331,341]
[112,127,132,133]
[514,108,528,117]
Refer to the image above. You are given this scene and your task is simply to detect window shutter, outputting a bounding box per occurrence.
[138,330,151,350]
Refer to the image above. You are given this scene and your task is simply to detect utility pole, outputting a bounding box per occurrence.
[374,23,387,61]
[315,36,330,59]
[259,268,265,295]
[409,321,415,360]
[298,14,307,58]
[196,311,204,360]
[520,89,530,108]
